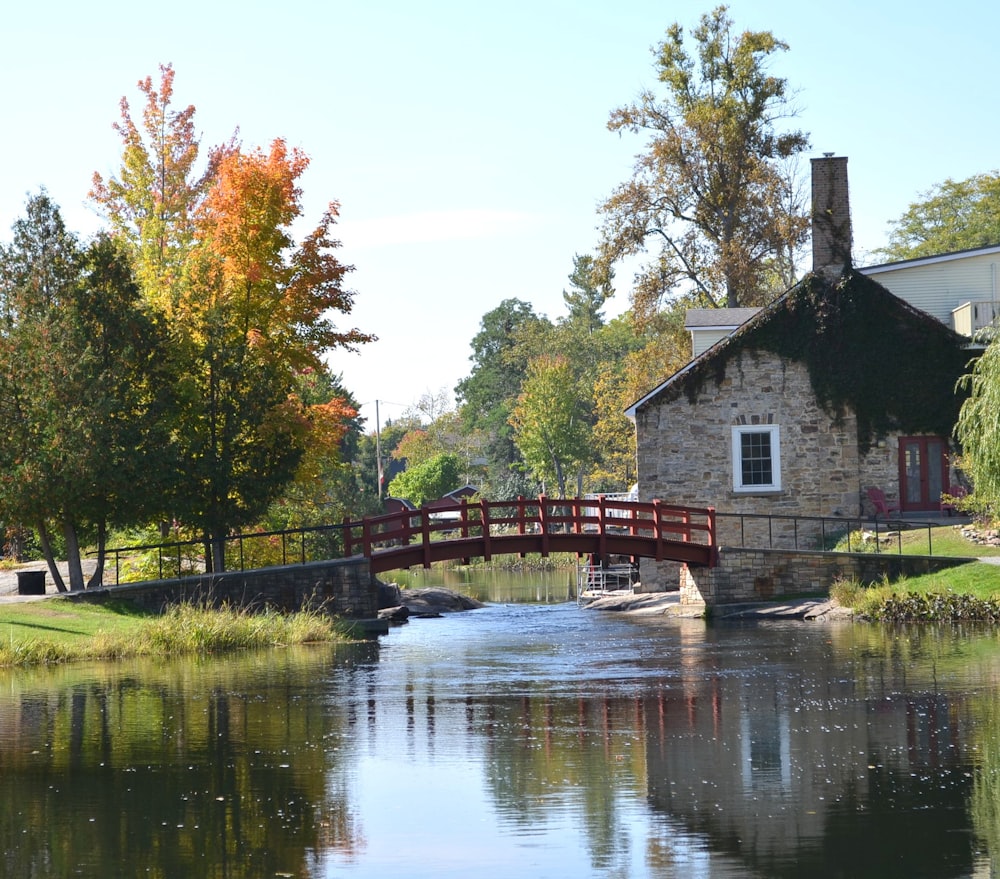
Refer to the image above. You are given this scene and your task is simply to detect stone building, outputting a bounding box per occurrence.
[626,157,971,588]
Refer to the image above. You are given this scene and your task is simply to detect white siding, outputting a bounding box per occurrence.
[861,252,1000,329]
[691,328,734,356]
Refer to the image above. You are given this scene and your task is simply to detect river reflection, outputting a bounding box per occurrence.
[3,600,1000,877]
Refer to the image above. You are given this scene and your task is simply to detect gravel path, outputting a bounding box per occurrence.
[0,561,100,601]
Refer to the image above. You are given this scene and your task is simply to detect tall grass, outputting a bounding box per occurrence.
[830,562,1000,620]
[0,602,351,668]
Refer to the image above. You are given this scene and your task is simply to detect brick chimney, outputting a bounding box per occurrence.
[811,155,852,277]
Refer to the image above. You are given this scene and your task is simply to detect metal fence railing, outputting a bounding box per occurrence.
[714,511,942,557]
[99,522,357,585]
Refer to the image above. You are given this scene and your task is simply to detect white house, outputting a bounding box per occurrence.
[860,246,1000,338]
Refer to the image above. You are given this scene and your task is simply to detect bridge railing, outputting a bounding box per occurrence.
[98,496,716,584]
[344,495,716,560]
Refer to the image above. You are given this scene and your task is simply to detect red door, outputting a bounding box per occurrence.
[898,436,947,512]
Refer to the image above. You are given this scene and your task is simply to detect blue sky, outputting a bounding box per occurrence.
[2,0,997,427]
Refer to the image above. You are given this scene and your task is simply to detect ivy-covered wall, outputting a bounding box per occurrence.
[654,270,970,455]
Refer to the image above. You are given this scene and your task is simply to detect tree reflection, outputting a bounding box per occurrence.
[0,646,372,878]
[472,690,648,871]
[971,690,1000,872]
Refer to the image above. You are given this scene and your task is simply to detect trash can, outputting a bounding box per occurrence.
[16,571,46,596]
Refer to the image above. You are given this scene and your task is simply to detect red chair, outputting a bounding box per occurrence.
[867,487,900,517]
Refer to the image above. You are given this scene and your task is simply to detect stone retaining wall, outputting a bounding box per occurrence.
[679,548,972,606]
[64,557,379,619]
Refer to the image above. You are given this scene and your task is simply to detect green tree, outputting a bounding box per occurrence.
[455,298,547,491]
[598,5,809,316]
[387,453,462,508]
[509,355,591,498]
[262,367,363,530]
[956,337,1000,517]
[561,254,611,336]
[0,195,175,590]
[508,257,651,493]
[356,420,408,508]
[878,172,1000,262]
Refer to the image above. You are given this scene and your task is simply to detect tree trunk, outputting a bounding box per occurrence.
[552,453,567,499]
[209,534,226,573]
[86,520,107,589]
[63,520,86,592]
[36,521,67,593]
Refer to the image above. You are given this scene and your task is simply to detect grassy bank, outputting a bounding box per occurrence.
[832,562,1000,621]
[0,599,352,667]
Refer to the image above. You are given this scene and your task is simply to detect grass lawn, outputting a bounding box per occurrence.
[0,599,148,645]
[887,561,1000,599]
[833,523,1000,558]
[0,598,349,667]
[895,524,1000,558]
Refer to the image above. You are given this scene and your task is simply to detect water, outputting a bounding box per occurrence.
[3,586,1000,877]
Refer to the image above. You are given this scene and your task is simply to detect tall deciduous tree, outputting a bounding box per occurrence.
[599,5,809,316]
[456,298,547,490]
[93,69,373,570]
[176,140,372,569]
[509,355,590,498]
[878,172,1000,262]
[0,195,174,590]
[90,63,221,311]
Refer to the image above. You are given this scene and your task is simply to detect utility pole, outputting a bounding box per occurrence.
[375,399,383,502]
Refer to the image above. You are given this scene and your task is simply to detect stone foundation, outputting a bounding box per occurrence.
[65,558,379,619]
[679,548,972,606]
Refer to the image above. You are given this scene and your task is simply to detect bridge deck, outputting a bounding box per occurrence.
[346,496,717,573]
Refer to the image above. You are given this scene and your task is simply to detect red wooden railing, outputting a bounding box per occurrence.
[344,495,716,574]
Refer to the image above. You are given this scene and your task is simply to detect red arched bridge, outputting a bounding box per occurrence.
[342,495,717,574]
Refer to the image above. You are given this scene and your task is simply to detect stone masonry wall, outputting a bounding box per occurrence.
[633,347,963,592]
[858,439,900,515]
[65,558,379,619]
[636,350,861,590]
[636,350,861,521]
[678,547,970,606]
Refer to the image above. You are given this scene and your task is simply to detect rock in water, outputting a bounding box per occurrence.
[399,587,484,616]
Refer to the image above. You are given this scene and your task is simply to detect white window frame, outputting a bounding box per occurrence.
[731,425,782,493]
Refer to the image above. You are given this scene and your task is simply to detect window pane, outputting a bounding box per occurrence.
[741,431,773,486]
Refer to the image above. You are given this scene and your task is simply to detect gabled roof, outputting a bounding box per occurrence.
[684,307,761,330]
[423,485,480,510]
[384,496,417,512]
[626,269,970,452]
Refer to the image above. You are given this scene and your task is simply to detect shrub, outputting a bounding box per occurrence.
[831,529,889,554]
